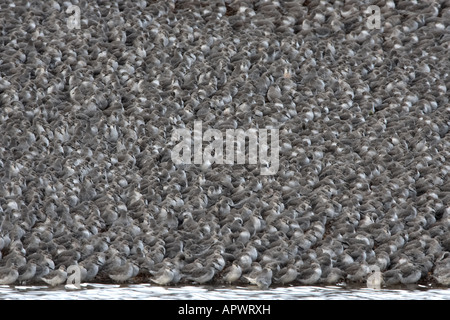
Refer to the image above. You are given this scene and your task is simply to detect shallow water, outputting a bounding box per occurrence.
[1,283,449,300]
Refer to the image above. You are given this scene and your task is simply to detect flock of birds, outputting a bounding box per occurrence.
[0,0,449,289]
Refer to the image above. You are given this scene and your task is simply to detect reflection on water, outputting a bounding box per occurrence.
[1,283,450,299]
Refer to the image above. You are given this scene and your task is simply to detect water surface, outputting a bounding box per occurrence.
[1,283,449,300]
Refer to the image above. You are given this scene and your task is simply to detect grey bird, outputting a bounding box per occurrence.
[185,263,216,284]
[275,264,298,285]
[222,261,242,285]
[109,262,137,283]
[79,258,101,282]
[150,264,176,285]
[18,260,37,284]
[41,265,67,287]
[243,265,274,290]
[298,262,322,285]
[320,268,346,285]
[267,85,282,102]
[383,269,402,286]
[398,263,422,285]
[33,264,51,281]
[0,263,19,285]
[345,263,370,283]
